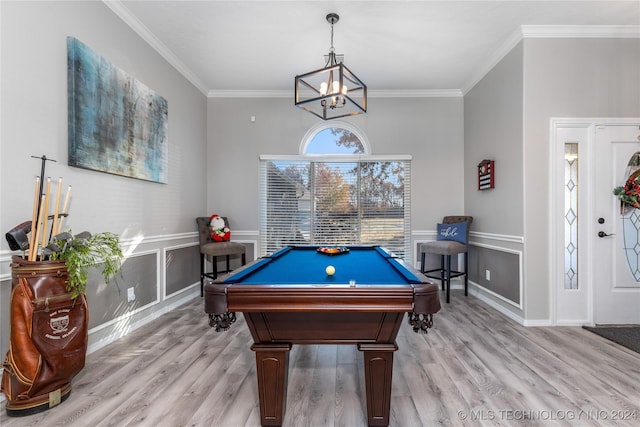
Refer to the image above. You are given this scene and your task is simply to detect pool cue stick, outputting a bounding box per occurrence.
[50,177,63,241]
[30,196,46,261]
[28,176,40,258]
[57,185,71,234]
[30,155,56,226]
[40,178,51,252]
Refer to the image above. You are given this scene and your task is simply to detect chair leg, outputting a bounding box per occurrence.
[212,256,218,278]
[200,253,205,297]
[464,252,469,296]
[445,255,451,304]
[420,252,426,273]
[241,253,246,266]
[440,255,445,291]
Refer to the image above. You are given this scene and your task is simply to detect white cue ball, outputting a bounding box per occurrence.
[325,265,336,276]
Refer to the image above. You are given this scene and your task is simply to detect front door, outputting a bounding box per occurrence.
[593,124,640,325]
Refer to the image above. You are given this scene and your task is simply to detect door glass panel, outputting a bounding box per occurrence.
[564,143,578,289]
[621,152,640,281]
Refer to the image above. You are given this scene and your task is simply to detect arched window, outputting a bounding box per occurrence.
[260,123,412,260]
[300,122,370,155]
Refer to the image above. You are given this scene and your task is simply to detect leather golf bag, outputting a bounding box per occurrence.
[1,256,88,416]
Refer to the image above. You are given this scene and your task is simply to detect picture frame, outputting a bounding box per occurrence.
[67,37,169,184]
[478,159,495,190]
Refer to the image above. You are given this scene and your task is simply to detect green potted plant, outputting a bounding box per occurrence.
[48,230,123,298]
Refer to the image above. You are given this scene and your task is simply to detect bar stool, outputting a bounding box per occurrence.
[196,216,246,297]
[420,216,473,303]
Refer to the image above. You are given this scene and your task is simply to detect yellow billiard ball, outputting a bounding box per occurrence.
[325,265,336,276]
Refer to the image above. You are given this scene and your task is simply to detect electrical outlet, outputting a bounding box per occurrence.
[485,270,491,281]
[127,287,135,302]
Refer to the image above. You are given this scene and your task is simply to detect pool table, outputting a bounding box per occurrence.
[204,245,441,427]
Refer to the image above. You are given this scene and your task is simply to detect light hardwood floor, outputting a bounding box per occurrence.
[2,291,640,426]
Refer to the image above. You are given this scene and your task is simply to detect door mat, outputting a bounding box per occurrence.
[583,326,640,354]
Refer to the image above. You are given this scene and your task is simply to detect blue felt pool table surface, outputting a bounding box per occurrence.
[223,245,422,285]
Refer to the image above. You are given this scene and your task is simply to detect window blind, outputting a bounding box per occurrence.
[259,156,411,260]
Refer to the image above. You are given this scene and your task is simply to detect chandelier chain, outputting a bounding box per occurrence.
[330,19,335,53]
[326,17,337,67]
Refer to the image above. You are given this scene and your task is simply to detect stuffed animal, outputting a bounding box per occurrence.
[209,214,231,242]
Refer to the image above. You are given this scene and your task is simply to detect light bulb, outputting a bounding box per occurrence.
[320,82,328,96]
[332,81,340,94]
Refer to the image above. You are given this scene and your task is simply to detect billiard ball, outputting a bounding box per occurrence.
[325,265,335,276]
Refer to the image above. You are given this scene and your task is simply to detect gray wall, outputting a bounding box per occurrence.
[468,246,520,305]
[465,42,524,236]
[1,2,207,357]
[463,42,525,315]
[207,96,466,258]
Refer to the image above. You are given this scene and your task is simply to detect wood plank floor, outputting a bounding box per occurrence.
[2,291,640,426]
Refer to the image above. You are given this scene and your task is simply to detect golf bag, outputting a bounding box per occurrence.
[1,256,88,416]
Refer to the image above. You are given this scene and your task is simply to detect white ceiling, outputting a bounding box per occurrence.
[108,1,640,96]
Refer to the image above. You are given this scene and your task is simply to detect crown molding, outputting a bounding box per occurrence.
[103,0,209,95]
[521,24,640,38]
[462,24,640,95]
[207,89,463,98]
[208,90,291,98]
[368,89,463,98]
[461,25,525,95]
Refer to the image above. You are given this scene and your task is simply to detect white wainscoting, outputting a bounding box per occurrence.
[412,229,526,324]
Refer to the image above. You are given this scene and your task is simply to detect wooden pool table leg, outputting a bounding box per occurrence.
[251,343,292,427]
[358,342,398,427]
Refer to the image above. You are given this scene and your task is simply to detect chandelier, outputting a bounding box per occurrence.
[294,13,367,120]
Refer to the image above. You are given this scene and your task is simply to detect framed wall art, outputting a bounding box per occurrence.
[67,37,168,184]
[478,159,495,190]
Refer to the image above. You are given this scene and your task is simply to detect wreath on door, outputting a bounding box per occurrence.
[613,170,640,212]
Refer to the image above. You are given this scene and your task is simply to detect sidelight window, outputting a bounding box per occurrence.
[564,143,579,289]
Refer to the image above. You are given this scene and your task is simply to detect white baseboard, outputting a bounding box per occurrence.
[87,289,200,354]
[468,284,553,326]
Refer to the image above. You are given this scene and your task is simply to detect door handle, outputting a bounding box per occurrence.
[598,231,615,238]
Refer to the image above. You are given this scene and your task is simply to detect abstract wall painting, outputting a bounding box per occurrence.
[67,37,168,184]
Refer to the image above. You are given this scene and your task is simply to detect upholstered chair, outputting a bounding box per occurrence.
[419,216,473,303]
[196,217,246,297]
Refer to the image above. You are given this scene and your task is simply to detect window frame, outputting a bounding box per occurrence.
[259,154,412,259]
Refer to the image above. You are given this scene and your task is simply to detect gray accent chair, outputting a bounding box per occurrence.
[420,216,473,304]
[196,217,246,297]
